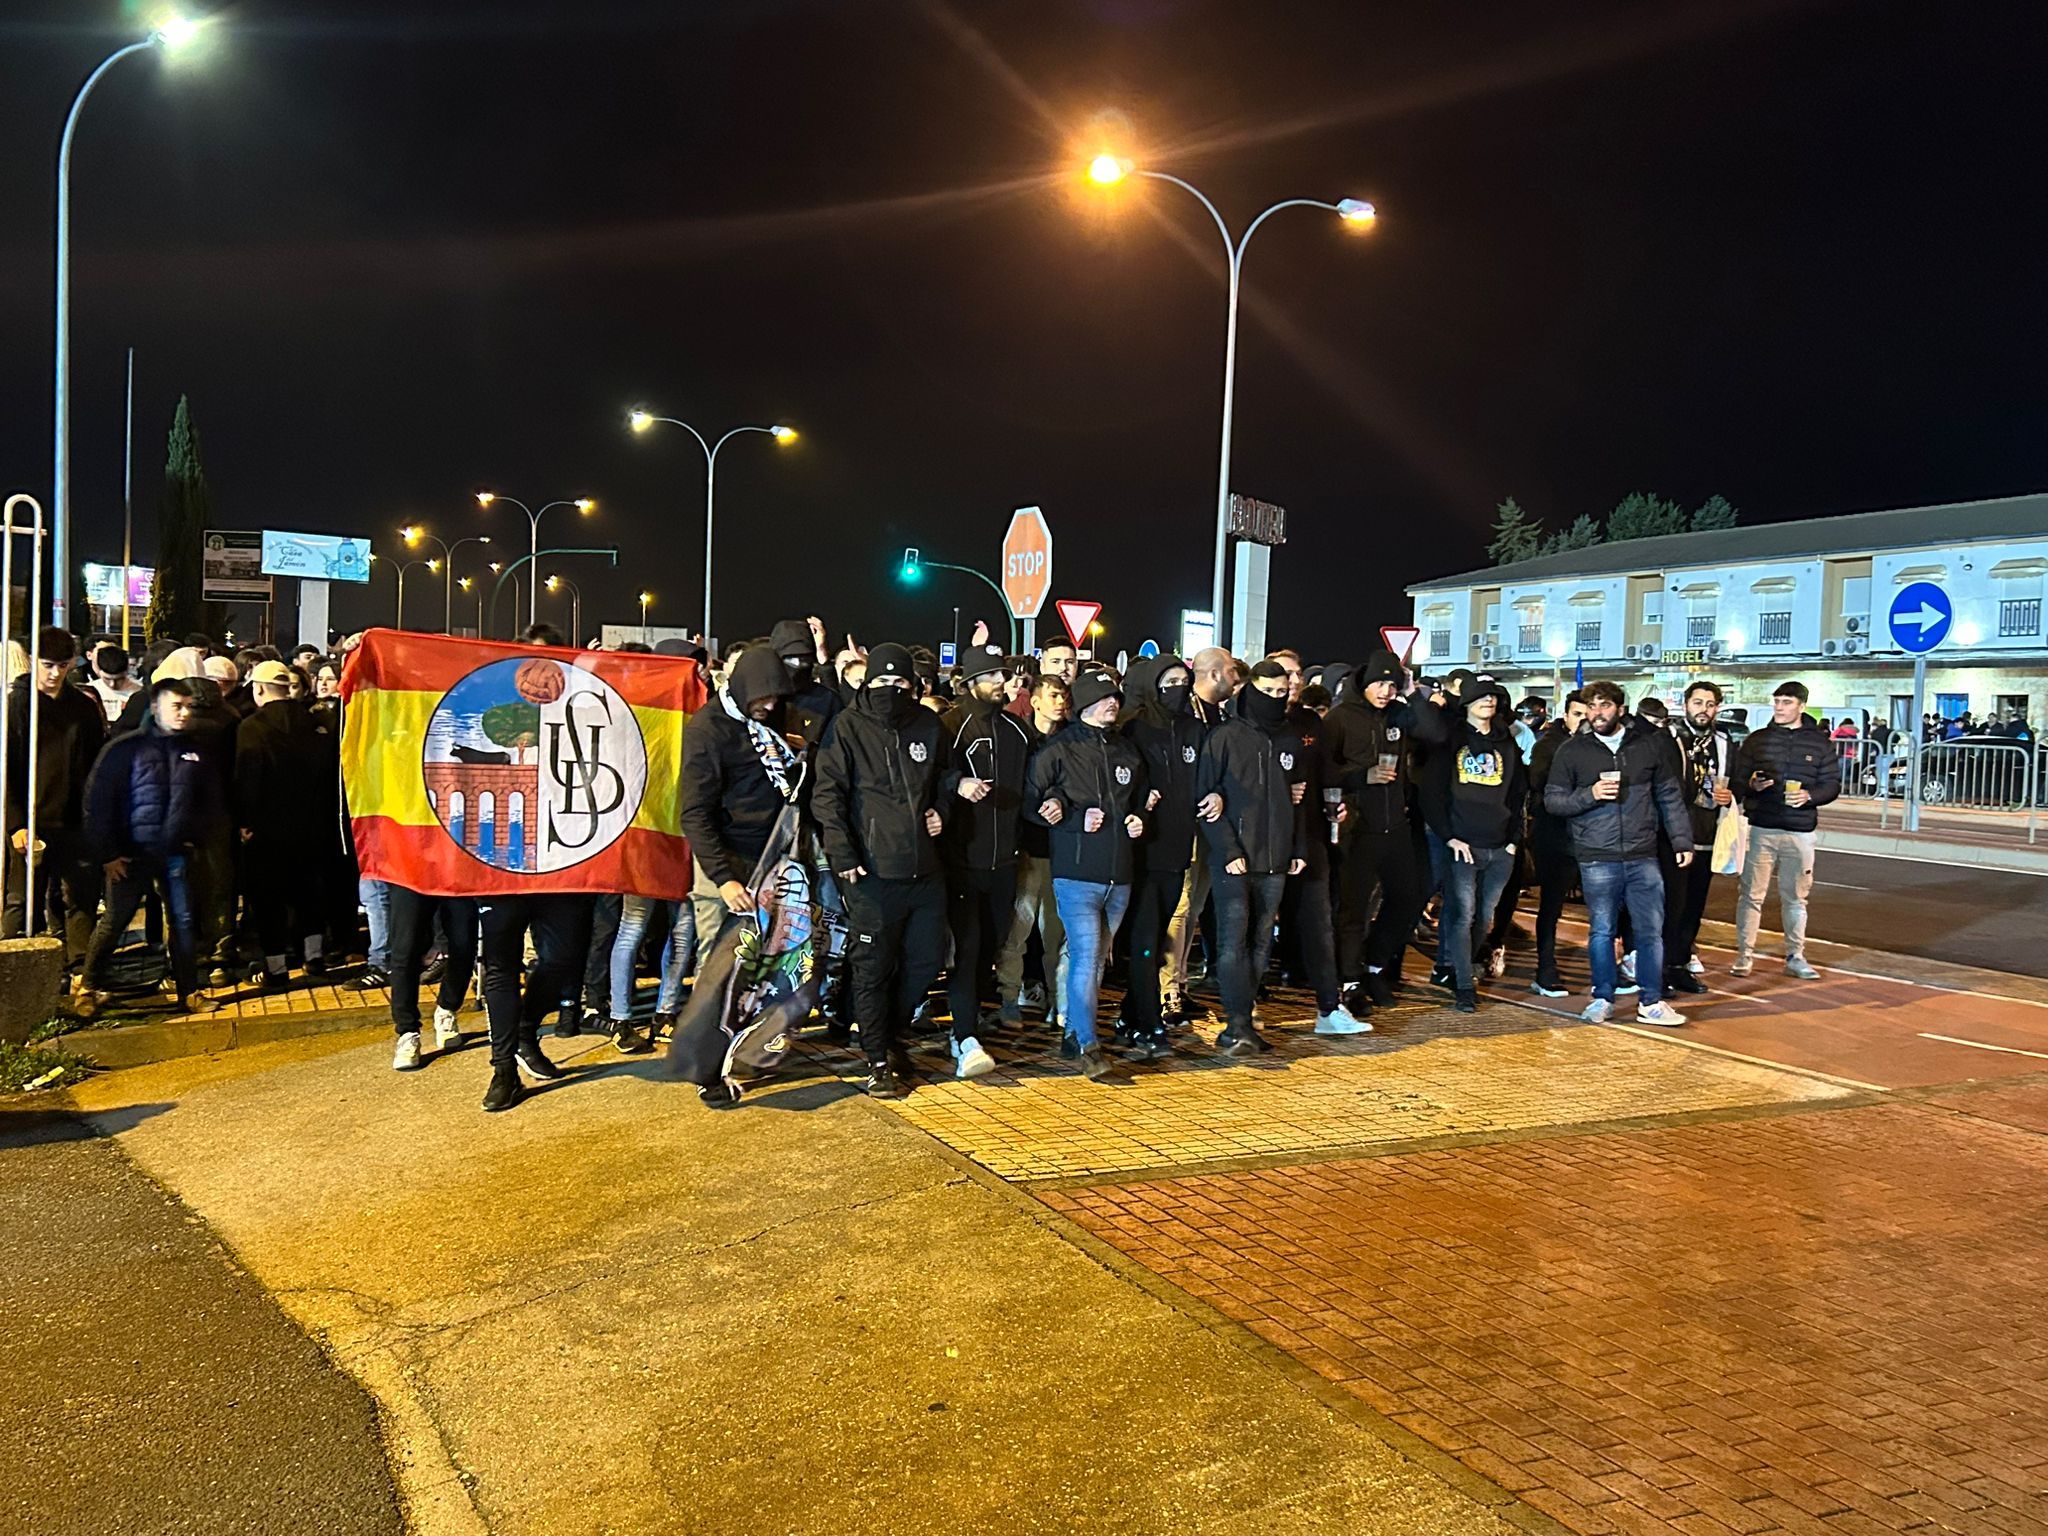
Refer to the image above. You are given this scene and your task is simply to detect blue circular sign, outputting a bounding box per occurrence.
[1887,581,1952,655]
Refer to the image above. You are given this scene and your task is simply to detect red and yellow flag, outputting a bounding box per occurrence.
[341,631,708,898]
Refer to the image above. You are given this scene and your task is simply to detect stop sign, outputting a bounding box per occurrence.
[1001,506,1053,620]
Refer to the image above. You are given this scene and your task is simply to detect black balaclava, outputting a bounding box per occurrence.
[1241,662,1291,731]
[864,643,920,726]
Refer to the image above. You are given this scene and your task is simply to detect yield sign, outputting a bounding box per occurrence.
[1380,625,1423,663]
[1056,599,1102,648]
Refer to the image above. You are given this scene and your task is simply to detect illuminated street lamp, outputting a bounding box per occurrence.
[638,589,654,644]
[486,561,522,639]
[1086,150,1375,643]
[457,575,484,635]
[51,11,212,628]
[475,492,594,627]
[394,556,440,631]
[627,408,797,645]
[545,574,583,647]
[400,524,491,633]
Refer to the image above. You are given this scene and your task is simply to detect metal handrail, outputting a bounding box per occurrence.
[2,494,48,933]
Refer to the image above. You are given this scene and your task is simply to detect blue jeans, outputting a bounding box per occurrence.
[1440,844,1516,991]
[610,896,696,1019]
[85,852,198,999]
[359,877,392,969]
[1051,879,1131,1049]
[1580,858,1666,1005]
[1211,870,1287,1030]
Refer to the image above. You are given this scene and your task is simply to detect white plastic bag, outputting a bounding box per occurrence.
[1711,803,1747,877]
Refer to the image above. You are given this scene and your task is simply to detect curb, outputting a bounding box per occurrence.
[65,1003,391,1068]
[1817,825,2048,874]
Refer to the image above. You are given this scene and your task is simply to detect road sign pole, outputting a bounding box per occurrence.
[1906,653,1926,833]
[1021,616,1035,653]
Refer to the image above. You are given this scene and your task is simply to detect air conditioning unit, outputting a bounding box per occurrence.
[1707,640,1728,660]
[1478,644,1497,663]
[1844,638,1867,656]
[1624,644,1642,661]
[1470,633,1484,649]
[1640,642,1660,663]
[1844,615,1866,635]
[1822,639,1842,657]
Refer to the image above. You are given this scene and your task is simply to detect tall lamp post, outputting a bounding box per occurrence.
[638,590,653,644]
[52,14,208,630]
[1085,154,1375,643]
[544,575,583,646]
[400,525,492,633]
[486,562,521,639]
[393,556,439,631]
[627,409,796,647]
[458,575,485,636]
[475,492,594,628]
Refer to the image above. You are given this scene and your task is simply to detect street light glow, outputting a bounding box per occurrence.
[152,12,204,52]
[628,409,654,433]
[639,591,653,605]
[1336,198,1378,228]
[575,498,596,513]
[475,492,496,507]
[770,425,798,444]
[1088,154,1130,186]
[400,525,421,544]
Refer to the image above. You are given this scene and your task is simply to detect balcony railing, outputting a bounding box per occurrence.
[1428,628,1451,658]
[2000,598,2042,638]
[1758,611,1792,646]
[1574,621,1602,653]
[1685,615,1715,646]
[1517,624,1542,652]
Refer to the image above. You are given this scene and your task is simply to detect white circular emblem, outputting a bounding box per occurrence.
[1182,745,1197,764]
[1280,752,1295,770]
[1386,727,1402,742]
[423,657,647,874]
[1114,764,1132,785]
[909,741,929,763]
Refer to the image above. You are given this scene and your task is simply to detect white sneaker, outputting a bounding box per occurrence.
[952,1035,996,1080]
[1729,957,1754,977]
[1637,1001,1688,1027]
[432,1006,463,1050]
[1580,999,1613,1023]
[1619,951,1637,984]
[1314,1005,1373,1036]
[1785,957,1821,981]
[1687,954,1705,975]
[1529,979,1569,998]
[1486,947,1507,979]
[392,1031,423,1070]
[1018,981,1048,1013]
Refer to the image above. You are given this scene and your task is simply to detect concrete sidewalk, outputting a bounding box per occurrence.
[59,1029,1524,1536]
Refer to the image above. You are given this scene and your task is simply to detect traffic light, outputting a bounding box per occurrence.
[899,547,922,583]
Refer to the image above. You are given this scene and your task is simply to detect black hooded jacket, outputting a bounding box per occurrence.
[1412,688,1527,850]
[813,683,948,880]
[1196,694,1310,876]
[768,619,843,734]
[679,647,821,888]
[1318,660,1419,838]
[4,677,106,834]
[233,698,339,846]
[1119,655,1204,875]
[936,693,1033,870]
[1024,720,1150,885]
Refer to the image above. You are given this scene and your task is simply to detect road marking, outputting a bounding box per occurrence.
[1814,880,1875,892]
[1819,966,2048,1011]
[1918,1033,2048,1060]
[1597,1021,1890,1094]
[1822,844,2048,878]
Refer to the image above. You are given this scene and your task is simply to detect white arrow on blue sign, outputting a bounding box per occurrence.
[1887,580,1952,655]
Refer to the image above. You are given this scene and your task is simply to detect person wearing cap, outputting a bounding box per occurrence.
[4,627,106,980]
[233,658,341,990]
[768,616,842,731]
[814,642,950,1100]
[1728,679,1840,980]
[936,642,1034,1078]
[1412,676,1525,1012]
[1115,653,1205,1058]
[86,643,141,723]
[1197,661,1367,1051]
[1319,648,1425,1012]
[1021,665,1148,1078]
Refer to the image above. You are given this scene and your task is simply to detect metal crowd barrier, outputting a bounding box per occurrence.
[1838,733,2044,842]
[1,493,48,934]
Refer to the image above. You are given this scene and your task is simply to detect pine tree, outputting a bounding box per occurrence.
[146,396,213,644]
[1539,514,1604,556]
[1486,496,1544,565]
[1605,491,1688,542]
[1691,494,1739,532]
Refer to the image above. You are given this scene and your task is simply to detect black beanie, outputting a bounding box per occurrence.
[1356,649,1402,687]
[1069,668,1123,718]
[866,643,914,682]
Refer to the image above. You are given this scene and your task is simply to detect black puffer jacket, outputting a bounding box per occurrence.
[1318,674,1418,837]
[937,696,1033,870]
[1196,713,1309,876]
[1730,720,1842,833]
[1543,716,1694,863]
[84,720,226,861]
[1120,656,1203,875]
[678,648,818,887]
[813,686,947,880]
[1024,721,1150,885]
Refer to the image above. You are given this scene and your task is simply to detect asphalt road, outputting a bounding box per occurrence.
[0,1108,403,1536]
[1704,848,2048,977]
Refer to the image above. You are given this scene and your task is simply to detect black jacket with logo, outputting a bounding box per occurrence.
[813,690,947,880]
[1730,720,1842,833]
[1414,711,1527,851]
[937,698,1033,871]
[1543,716,1695,863]
[1119,656,1204,875]
[1024,722,1150,885]
[1318,675,1418,838]
[1196,715,1309,876]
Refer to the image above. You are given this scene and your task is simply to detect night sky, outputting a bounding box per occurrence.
[2,0,2043,661]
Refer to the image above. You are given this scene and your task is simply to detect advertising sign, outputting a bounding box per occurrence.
[203,530,273,602]
[82,563,155,608]
[261,530,372,584]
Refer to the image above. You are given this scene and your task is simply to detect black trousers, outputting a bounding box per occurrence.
[1663,849,1717,979]
[1531,833,1576,985]
[582,893,622,1014]
[1284,863,1343,1013]
[843,875,947,1066]
[1212,870,1287,1030]
[2,827,100,970]
[241,834,323,962]
[1121,866,1187,1033]
[387,885,479,1037]
[1334,827,1421,982]
[944,863,1017,1042]
[477,893,593,1067]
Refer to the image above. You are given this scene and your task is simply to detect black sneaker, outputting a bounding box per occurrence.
[1428,966,1455,989]
[258,968,291,994]
[1077,1046,1113,1081]
[1454,988,1479,1014]
[1530,975,1569,998]
[1364,972,1396,1008]
[302,953,329,978]
[863,1063,908,1100]
[515,1042,565,1081]
[1340,984,1376,1021]
[421,955,448,987]
[1214,1025,1266,1057]
[650,1011,677,1044]
[349,967,391,992]
[482,1064,523,1112]
[1666,971,1706,995]
[1058,1033,1081,1060]
[613,1018,651,1054]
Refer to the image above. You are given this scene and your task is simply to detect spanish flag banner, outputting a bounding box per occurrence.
[340,630,708,898]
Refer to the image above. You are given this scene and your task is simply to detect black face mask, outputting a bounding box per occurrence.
[1158,683,1190,716]
[1240,687,1289,730]
[870,686,917,725]
[783,657,814,687]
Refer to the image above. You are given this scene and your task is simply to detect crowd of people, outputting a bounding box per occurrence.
[5,615,1847,1115]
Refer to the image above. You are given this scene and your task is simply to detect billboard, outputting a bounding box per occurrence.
[82,563,154,608]
[261,530,371,584]
[203,530,272,602]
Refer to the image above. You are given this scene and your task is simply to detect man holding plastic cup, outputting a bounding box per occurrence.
[1728,680,1840,980]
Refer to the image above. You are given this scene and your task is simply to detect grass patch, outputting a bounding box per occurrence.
[29,1014,85,1045]
[0,1040,88,1093]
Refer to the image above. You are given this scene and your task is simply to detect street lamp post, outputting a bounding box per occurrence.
[627,410,797,647]
[1086,154,1375,643]
[475,492,594,628]
[458,576,484,636]
[639,590,653,644]
[400,525,492,633]
[486,563,521,639]
[393,556,439,631]
[52,15,206,630]
[545,575,582,646]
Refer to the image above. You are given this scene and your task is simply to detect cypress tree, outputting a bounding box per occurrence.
[146,396,213,643]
